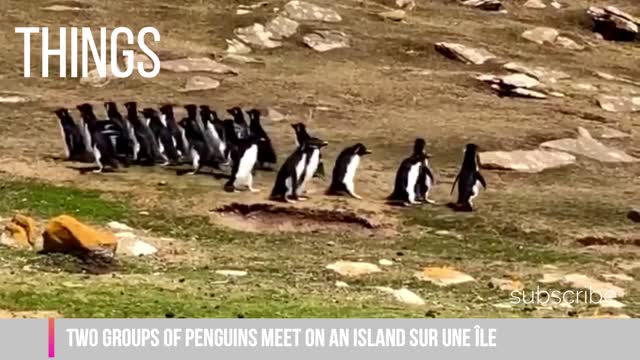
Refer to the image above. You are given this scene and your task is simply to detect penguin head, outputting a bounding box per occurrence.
[306,137,328,149]
[184,104,198,118]
[159,104,174,116]
[54,108,69,119]
[247,109,261,121]
[199,105,212,121]
[413,138,426,155]
[464,143,479,154]
[354,143,372,156]
[140,108,158,120]
[123,101,137,111]
[76,103,93,113]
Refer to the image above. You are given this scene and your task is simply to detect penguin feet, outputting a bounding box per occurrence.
[249,187,261,193]
[284,197,297,204]
[424,198,436,205]
[92,168,104,174]
[349,193,362,200]
[297,195,310,201]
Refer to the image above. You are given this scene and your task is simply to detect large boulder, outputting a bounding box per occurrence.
[587,6,639,41]
[284,1,342,23]
[479,149,576,173]
[435,42,497,64]
[42,215,118,258]
[540,127,639,163]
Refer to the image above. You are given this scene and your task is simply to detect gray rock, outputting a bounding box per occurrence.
[524,0,546,9]
[587,6,638,41]
[595,71,640,87]
[555,36,585,50]
[42,4,88,11]
[600,127,631,139]
[378,9,406,21]
[434,42,497,64]
[0,92,31,103]
[303,30,350,52]
[540,127,639,163]
[225,39,252,54]
[224,54,264,64]
[522,27,559,44]
[477,73,548,98]
[596,95,640,113]
[179,76,220,92]
[80,68,112,87]
[161,57,238,74]
[284,1,342,23]
[628,208,640,223]
[234,24,282,49]
[460,0,503,11]
[503,62,570,84]
[479,150,576,173]
[395,0,416,11]
[265,16,300,39]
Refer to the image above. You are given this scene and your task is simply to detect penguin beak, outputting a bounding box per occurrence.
[321,141,329,147]
[364,149,372,155]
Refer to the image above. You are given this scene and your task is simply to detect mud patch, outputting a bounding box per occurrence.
[212,202,393,234]
[577,235,640,247]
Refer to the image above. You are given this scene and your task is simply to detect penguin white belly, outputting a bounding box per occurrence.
[286,154,307,196]
[160,114,168,128]
[127,125,140,160]
[406,163,421,203]
[92,145,102,171]
[300,149,320,192]
[57,122,70,158]
[343,155,360,193]
[206,123,226,158]
[234,145,258,187]
[470,179,482,204]
[82,122,93,153]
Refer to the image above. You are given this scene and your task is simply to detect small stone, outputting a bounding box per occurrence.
[42,4,86,11]
[303,30,350,52]
[179,76,220,92]
[596,95,640,113]
[80,68,112,88]
[599,299,626,309]
[236,9,252,15]
[376,287,425,306]
[116,237,157,257]
[434,42,497,64]
[489,278,525,291]
[602,273,634,282]
[395,0,416,11]
[493,303,513,309]
[524,0,546,9]
[225,39,252,54]
[555,36,585,50]
[224,54,264,64]
[161,58,238,75]
[0,94,30,103]
[266,107,286,122]
[235,24,282,49]
[265,16,300,39]
[107,221,134,232]
[600,127,631,139]
[540,127,639,163]
[335,281,349,288]
[563,273,625,298]
[216,270,248,277]
[284,1,342,23]
[460,0,503,11]
[326,261,382,277]
[378,259,394,266]
[415,267,475,286]
[378,10,406,21]
[522,27,559,44]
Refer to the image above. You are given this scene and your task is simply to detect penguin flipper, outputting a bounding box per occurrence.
[450,173,460,195]
[476,172,487,189]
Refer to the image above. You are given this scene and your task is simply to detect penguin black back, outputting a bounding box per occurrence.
[247,109,277,167]
[328,143,371,198]
[54,108,88,161]
[451,143,486,211]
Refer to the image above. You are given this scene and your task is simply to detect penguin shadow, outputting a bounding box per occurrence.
[446,202,473,213]
[172,166,231,179]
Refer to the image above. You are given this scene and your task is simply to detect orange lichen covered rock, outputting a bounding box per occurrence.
[12,214,38,246]
[1,214,37,249]
[42,215,117,258]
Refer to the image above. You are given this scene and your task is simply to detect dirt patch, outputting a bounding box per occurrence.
[212,202,394,234]
[577,235,640,247]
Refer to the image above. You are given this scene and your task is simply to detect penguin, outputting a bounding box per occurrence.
[247,109,277,170]
[159,104,188,160]
[388,143,429,206]
[413,138,436,204]
[271,135,328,203]
[200,105,228,165]
[222,119,260,192]
[76,103,119,173]
[54,108,91,162]
[180,104,212,174]
[227,106,251,140]
[291,122,326,178]
[141,108,180,166]
[124,101,161,165]
[103,102,132,166]
[450,143,487,212]
[327,143,371,199]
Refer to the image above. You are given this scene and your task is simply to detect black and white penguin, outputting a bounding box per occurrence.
[227,106,251,140]
[180,104,212,174]
[450,143,487,212]
[103,102,132,166]
[413,138,436,204]
[141,108,180,166]
[54,108,91,162]
[124,101,161,166]
[291,122,326,178]
[222,119,260,192]
[327,143,371,199]
[200,105,228,165]
[271,136,328,203]
[247,109,277,170]
[158,104,188,160]
[388,143,429,206]
[76,103,119,173]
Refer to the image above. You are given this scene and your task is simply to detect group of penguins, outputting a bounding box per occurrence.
[55,102,487,211]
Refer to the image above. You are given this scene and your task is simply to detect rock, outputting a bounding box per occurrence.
[434,42,497,65]
[492,303,513,309]
[600,127,630,139]
[236,9,252,15]
[497,73,540,88]
[478,73,549,99]
[539,273,564,283]
[617,261,640,271]
[596,95,640,112]
[0,93,30,103]
[378,10,406,21]
[265,16,300,39]
[161,57,238,75]
[595,71,640,87]
[460,0,503,11]
[225,39,252,54]
[376,287,425,306]
[80,68,112,87]
[335,281,350,288]
[234,24,282,49]
[1,214,38,249]
[414,267,475,286]
[573,83,599,92]
[521,27,559,44]
[216,270,248,277]
[602,273,634,282]
[540,127,639,163]
[133,52,154,71]
[326,261,382,277]
[238,1,269,10]
[303,30,350,52]
[115,234,157,257]
[524,0,546,9]
[489,278,525,291]
[587,6,638,41]
[266,107,286,122]
[628,208,640,223]
[507,87,548,99]
[107,221,133,232]
[42,215,118,258]
[223,54,264,64]
[599,299,626,308]
[555,36,585,50]
[42,4,86,11]
[395,0,416,11]
[503,62,571,84]
[479,150,576,173]
[378,259,394,266]
[179,76,221,92]
[563,273,625,298]
[284,1,342,23]
[550,1,562,9]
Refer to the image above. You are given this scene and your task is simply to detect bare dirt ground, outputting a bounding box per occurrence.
[0,0,638,317]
